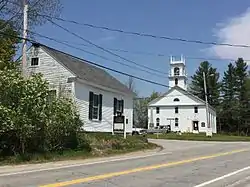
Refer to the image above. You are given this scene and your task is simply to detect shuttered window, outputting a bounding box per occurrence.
[89,91,102,121]
[113,98,124,115]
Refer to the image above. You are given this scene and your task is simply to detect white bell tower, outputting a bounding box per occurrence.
[168,55,187,90]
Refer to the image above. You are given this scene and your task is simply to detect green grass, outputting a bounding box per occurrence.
[0,133,158,165]
[147,132,250,142]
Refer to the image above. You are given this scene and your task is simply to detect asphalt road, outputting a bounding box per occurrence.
[1,139,250,187]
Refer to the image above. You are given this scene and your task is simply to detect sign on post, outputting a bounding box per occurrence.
[113,114,126,139]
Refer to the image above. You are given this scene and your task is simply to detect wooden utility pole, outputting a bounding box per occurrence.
[203,72,212,137]
[22,0,28,75]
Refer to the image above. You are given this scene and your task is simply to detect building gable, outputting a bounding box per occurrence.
[149,87,204,107]
[25,45,75,88]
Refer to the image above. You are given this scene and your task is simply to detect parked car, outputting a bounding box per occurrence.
[147,125,171,134]
[132,128,147,135]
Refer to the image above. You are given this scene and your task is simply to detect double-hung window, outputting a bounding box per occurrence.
[31,57,39,66]
[114,98,124,115]
[89,91,102,121]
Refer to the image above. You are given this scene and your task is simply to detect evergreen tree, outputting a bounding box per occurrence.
[190,61,220,108]
[234,58,249,134]
[0,20,20,70]
[220,63,237,132]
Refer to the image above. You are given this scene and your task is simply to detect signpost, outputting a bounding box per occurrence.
[113,113,126,139]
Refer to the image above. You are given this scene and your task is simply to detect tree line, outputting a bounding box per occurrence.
[190,59,250,135]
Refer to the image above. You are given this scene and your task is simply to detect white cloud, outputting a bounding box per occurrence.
[207,8,250,65]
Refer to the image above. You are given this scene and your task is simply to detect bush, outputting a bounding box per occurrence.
[0,68,87,157]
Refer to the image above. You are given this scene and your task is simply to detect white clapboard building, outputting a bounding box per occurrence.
[148,56,217,133]
[24,43,134,133]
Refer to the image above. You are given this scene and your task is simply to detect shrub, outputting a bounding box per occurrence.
[0,68,87,157]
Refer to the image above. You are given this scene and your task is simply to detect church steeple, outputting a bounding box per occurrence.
[168,55,187,90]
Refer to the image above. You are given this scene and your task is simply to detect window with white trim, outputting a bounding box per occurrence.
[175,78,178,86]
[173,98,180,102]
[175,106,178,114]
[114,98,124,115]
[194,106,198,113]
[89,92,102,121]
[156,107,160,114]
[175,118,179,127]
[156,118,160,126]
[31,57,39,66]
[92,94,99,119]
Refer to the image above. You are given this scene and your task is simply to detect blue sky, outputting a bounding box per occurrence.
[33,0,250,97]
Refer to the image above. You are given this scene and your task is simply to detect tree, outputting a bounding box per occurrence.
[134,91,160,128]
[234,58,249,135]
[0,0,62,32]
[0,19,20,70]
[220,63,237,132]
[190,61,220,108]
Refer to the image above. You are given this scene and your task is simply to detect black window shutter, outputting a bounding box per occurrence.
[99,94,102,121]
[89,91,93,120]
[121,99,124,114]
[114,98,117,115]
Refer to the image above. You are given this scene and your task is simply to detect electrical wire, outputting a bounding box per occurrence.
[32,32,250,62]
[0,31,170,87]
[37,14,250,48]
[44,18,169,76]
[0,31,226,103]
[28,30,168,78]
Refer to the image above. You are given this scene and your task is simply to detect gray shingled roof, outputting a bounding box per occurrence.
[39,44,133,95]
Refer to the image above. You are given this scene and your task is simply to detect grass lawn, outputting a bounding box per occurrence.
[147,132,250,142]
[0,133,158,165]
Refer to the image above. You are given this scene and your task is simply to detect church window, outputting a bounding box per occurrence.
[174,67,180,76]
[173,98,180,102]
[175,118,179,127]
[175,106,178,113]
[175,78,178,86]
[156,107,160,114]
[194,106,198,113]
[156,118,160,126]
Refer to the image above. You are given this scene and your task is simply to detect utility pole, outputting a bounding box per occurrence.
[203,72,212,137]
[22,0,28,76]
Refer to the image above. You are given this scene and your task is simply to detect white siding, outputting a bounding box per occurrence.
[74,81,133,133]
[25,46,75,92]
[148,106,216,133]
[148,88,217,133]
[169,77,186,90]
[150,89,204,106]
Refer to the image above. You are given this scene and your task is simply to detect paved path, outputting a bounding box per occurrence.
[1,139,250,187]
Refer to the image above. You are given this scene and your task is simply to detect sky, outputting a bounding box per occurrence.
[33,0,250,97]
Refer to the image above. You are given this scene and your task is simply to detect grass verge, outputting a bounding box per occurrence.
[0,133,158,165]
[147,132,250,142]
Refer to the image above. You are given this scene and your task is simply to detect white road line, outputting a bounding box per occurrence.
[0,151,171,177]
[226,175,250,187]
[194,166,250,187]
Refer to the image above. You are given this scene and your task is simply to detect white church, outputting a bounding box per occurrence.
[148,56,217,134]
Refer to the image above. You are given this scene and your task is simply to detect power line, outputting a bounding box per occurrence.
[32,32,250,63]
[43,18,169,76]
[37,14,250,48]
[6,9,250,61]
[0,31,221,102]
[0,31,170,87]
[28,30,168,78]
